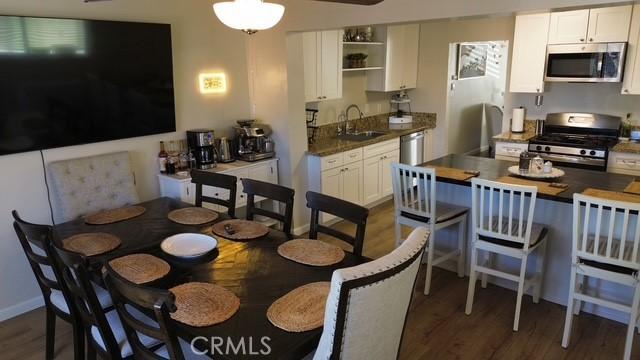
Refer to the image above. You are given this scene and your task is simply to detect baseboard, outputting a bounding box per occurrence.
[0,296,44,322]
[293,223,310,236]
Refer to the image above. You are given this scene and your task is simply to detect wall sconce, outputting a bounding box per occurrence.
[199,72,227,94]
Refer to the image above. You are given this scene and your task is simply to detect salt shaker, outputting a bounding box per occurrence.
[543,161,553,174]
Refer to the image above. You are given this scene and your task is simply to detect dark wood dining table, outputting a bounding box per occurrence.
[53,197,367,360]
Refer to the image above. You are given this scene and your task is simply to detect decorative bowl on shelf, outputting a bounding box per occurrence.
[507,165,565,179]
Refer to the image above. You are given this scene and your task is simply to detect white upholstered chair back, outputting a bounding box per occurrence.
[392,163,436,228]
[313,227,429,360]
[48,152,139,222]
[573,193,640,271]
[471,178,538,248]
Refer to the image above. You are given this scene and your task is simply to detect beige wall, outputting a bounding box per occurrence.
[0,0,251,319]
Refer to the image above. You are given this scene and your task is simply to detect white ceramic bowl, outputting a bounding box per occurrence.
[161,233,218,258]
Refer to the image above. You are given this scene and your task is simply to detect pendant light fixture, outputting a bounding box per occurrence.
[213,0,285,35]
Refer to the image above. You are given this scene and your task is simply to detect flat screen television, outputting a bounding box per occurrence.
[0,15,176,155]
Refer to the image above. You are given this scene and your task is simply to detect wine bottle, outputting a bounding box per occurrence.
[158,141,168,174]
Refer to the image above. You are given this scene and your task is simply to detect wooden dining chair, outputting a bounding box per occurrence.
[310,227,429,360]
[103,266,208,359]
[242,178,295,238]
[53,245,161,359]
[12,210,86,360]
[306,191,369,257]
[191,170,238,218]
[465,178,548,332]
[563,194,640,360]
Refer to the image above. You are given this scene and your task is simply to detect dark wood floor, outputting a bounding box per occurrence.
[1,200,638,359]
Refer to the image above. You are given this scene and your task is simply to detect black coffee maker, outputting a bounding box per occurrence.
[187,129,216,170]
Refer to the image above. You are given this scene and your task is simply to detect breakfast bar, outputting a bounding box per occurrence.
[421,154,638,323]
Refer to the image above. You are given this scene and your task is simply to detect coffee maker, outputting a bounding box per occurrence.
[234,120,275,162]
[187,129,216,170]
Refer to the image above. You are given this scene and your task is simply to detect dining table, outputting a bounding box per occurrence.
[53,197,367,360]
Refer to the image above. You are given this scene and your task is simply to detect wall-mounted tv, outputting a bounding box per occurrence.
[0,15,176,155]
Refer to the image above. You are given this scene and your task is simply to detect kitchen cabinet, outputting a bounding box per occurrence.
[317,154,363,223]
[623,4,640,95]
[303,30,343,102]
[509,13,550,93]
[494,141,528,162]
[608,152,640,175]
[367,24,420,92]
[362,139,400,204]
[548,5,632,44]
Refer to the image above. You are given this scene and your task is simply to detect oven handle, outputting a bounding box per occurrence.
[531,152,605,167]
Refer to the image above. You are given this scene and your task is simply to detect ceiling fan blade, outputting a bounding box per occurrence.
[311,0,384,5]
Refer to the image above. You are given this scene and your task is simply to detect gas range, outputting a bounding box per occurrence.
[527,113,621,171]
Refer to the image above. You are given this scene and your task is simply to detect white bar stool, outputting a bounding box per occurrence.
[465,178,548,331]
[562,194,640,360]
[391,163,468,295]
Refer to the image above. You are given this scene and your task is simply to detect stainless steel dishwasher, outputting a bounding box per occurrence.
[400,131,425,166]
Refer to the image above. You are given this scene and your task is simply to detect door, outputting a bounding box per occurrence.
[385,25,405,91]
[509,13,550,93]
[623,5,640,95]
[548,9,590,44]
[402,24,420,89]
[320,30,343,101]
[303,32,320,102]
[587,5,633,43]
[381,150,400,197]
[363,156,382,204]
[321,167,343,222]
[342,161,363,205]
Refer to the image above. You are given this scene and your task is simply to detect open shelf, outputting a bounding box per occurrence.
[342,67,384,72]
[343,41,384,45]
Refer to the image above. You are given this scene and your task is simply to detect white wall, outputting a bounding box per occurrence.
[0,0,252,320]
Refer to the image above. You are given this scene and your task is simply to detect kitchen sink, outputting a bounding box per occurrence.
[334,131,388,142]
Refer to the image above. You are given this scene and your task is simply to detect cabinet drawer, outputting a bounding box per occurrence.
[343,148,363,164]
[609,152,640,172]
[321,153,344,171]
[495,142,528,158]
[363,139,400,159]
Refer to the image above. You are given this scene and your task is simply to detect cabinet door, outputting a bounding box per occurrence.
[402,24,420,89]
[303,32,320,102]
[321,167,343,223]
[384,25,406,91]
[587,5,632,43]
[381,150,400,197]
[363,156,382,204]
[623,5,640,95]
[320,30,343,101]
[180,182,196,205]
[509,13,550,93]
[342,161,363,205]
[548,9,590,44]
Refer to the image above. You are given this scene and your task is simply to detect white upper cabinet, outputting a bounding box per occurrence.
[548,9,590,44]
[587,5,633,43]
[303,30,343,102]
[548,6,632,44]
[367,24,420,92]
[623,5,640,95]
[509,13,550,93]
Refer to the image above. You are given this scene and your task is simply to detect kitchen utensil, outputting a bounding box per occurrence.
[530,156,544,174]
[519,151,532,172]
[543,161,553,174]
[508,165,565,179]
[218,137,235,163]
[535,119,545,135]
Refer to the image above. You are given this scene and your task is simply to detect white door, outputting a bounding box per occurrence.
[381,150,400,197]
[363,156,382,204]
[548,9,590,44]
[623,5,640,95]
[342,161,363,205]
[509,13,550,93]
[384,25,405,91]
[587,5,633,43]
[321,167,343,223]
[303,32,320,102]
[402,24,420,89]
[320,30,343,101]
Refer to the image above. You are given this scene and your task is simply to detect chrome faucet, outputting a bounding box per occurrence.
[343,104,363,135]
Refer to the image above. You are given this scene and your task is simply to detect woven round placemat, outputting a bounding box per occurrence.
[62,233,121,256]
[85,206,146,225]
[278,239,345,266]
[211,219,269,241]
[108,254,170,284]
[170,282,240,327]
[267,282,331,333]
[168,207,219,226]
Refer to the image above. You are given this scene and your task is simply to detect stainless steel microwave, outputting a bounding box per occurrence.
[544,42,627,83]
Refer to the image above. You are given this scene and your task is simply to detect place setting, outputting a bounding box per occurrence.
[84,205,147,225]
[210,219,270,241]
[500,152,569,196]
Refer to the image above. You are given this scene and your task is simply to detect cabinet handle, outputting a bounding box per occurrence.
[589,38,594,42]
[328,159,337,163]
[580,38,585,42]
[624,89,629,93]
[186,187,189,196]
[536,88,540,93]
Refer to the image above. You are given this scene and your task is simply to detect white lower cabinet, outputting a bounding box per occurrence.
[363,148,400,204]
[608,152,640,175]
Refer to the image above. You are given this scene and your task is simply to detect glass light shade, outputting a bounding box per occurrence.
[213,0,285,34]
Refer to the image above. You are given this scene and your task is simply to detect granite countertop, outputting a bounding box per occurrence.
[307,113,436,157]
[492,130,537,144]
[611,142,640,154]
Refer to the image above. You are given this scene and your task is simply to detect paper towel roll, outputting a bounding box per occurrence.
[511,107,525,133]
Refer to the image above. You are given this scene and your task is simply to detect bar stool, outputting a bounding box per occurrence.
[465,178,548,331]
[391,163,468,295]
[563,194,640,360]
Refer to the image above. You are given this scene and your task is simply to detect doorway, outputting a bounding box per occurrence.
[445,41,509,156]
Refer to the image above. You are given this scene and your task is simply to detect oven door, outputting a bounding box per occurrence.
[528,151,607,171]
[545,43,626,83]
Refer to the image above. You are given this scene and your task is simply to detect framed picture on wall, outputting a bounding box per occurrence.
[457,43,488,79]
